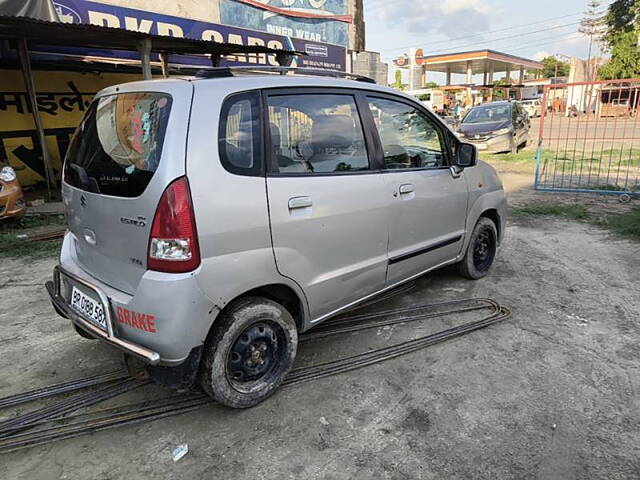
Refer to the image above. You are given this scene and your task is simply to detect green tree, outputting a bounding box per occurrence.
[602,0,636,42]
[424,81,439,88]
[391,70,407,91]
[599,30,640,79]
[599,0,640,79]
[534,56,570,78]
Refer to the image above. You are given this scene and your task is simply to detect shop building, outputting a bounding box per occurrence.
[1,0,388,187]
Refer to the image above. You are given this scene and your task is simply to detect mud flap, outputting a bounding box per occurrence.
[143,346,204,390]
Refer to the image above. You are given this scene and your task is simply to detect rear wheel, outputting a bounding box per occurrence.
[199,297,298,408]
[456,217,498,280]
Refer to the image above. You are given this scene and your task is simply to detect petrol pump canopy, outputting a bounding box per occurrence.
[395,49,542,74]
[0,14,301,58]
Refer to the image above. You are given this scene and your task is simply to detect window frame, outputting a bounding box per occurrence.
[262,87,382,177]
[218,90,265,177]
[359,91,455,173]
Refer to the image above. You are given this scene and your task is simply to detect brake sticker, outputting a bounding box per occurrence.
[116,306,157,333]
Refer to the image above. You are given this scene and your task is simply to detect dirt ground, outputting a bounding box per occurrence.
[1,170,639,479]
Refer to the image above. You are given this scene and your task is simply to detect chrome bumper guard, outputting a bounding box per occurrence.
[46,265,161,365]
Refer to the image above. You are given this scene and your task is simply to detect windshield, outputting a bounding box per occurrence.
[64,92,172,197]
[462,104,511,124]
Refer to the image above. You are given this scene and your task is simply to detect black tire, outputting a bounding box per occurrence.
[74,323,96,340]
[199,296,298,408]
[456,217,498,280]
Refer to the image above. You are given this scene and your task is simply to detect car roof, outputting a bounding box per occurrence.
[470,100,513,108]
[190,73,400,93]
[95,73,420,105]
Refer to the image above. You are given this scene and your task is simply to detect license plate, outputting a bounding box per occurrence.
[70,286,106,330]
[475,144,488,150]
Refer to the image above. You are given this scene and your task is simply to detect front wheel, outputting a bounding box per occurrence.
[509,138,518,154]
[456,217,498,280]
[199,297,298,408]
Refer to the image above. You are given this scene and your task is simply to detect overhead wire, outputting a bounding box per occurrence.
[377,12,583,53]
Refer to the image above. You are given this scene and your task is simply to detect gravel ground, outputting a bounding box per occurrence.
[1,180,639,479]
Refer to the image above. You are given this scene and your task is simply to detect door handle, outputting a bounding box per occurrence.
[288,196,312,210]
[450,165,463,178]
[399,184,414,194]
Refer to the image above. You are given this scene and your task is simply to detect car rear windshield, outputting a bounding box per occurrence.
[64,92,172,198]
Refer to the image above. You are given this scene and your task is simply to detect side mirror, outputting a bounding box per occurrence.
[457,142,477,168]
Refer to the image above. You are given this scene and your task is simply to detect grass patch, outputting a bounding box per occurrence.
[0,215,65,260]
[510,202,591,220]
[511,201,640,241]
[480,150,537,165]
[601,207,640,240]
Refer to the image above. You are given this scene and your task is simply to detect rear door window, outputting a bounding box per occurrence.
[218,92,262,176]
[64,92,172,198]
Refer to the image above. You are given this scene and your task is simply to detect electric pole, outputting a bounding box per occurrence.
[579,0,604,82]
[579,1,604,114]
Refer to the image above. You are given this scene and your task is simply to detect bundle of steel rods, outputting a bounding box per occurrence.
[0,297,510,453]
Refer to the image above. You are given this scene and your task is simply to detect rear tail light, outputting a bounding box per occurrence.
[147,177,200,273]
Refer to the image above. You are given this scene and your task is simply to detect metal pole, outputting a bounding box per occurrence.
[159,52,169,78]
[138,39,152,80]
[17,38,55,200]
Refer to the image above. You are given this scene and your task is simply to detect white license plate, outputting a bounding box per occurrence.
[70,286,106,330]
[475,144,488,150]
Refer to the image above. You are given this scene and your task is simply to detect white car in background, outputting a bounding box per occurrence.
[521,98,542,118]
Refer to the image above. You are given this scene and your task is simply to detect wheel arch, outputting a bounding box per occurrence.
[479,208,502,244]
[208,282,308,335]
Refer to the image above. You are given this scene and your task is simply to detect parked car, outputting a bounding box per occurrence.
[456,101,530,153]
[46,71,507,408]
[521,98,542,118]
[0,164,26,219]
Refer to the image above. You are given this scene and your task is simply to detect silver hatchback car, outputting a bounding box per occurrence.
[47,70,506,408]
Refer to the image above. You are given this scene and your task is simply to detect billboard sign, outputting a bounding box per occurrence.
[219,0,351,47]
[47,0,346,70]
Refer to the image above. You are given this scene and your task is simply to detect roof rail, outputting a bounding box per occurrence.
[194,66,377,84]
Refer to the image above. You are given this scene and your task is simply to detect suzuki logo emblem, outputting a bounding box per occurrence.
[80,195,87,207]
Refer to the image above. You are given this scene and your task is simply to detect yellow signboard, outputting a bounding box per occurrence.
[0,69,139,186]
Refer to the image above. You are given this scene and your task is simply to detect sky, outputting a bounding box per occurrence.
[363,0,615,84]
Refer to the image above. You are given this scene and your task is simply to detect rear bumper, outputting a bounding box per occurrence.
[46,266,161,365]
[50,232,216,366]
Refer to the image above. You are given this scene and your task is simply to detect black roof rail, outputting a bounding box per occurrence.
[194,66,377,84]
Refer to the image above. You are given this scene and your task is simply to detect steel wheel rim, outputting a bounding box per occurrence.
[226,320,287,393]
[472,227,496,272]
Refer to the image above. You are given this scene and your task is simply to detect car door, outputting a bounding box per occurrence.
[362,93,469,286]
[265,88,389,322]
